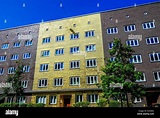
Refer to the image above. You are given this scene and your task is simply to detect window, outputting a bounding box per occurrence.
[38,79,47,87]
[21,80,28,88]
[124,24,136,32]
[7,97,13,103]
[0,55,7,62]
[0,68,4,75]
[86,59,97,67]
[40,64,49,71]
[70,76,80,85]
[42,37,50,44]
[8,67,16,74]
[134,97,142,103]
[110,57,116,62]
[23,65,30,73]
[1,43,9,49]
[86,44,96,51]
[36,96,46,104]
[107,27,118,34]
[70,46,79,54]
[53,78,63,86]
[41,50,50,57]
[10,54,19,60]
[13,42,20,47]
[87,94,99,103]
[50,96,57,104]
[16,96,26,103]
[56,35,64,42]
[136,73,146,82]
[108,42,114,49]
[149,52,160,62]
[70,60,80,69]
[75,95,83,103]
[54,62,64,70]
[142,21,155,29]
[126,39,139,46]
[130,55,142,63]
[146,37,159,45]
[70,33,79,39]
[85,30,95,37]
[86,76,98,84]
[55,48,64,55]
[153,71,160,81]
[23,53,31,59]
[25,40,33,46]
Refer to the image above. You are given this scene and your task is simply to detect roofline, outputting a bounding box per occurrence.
[0,1,159,31]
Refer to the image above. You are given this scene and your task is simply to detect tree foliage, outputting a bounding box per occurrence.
[0,61,24,102]
[98,38,146,107]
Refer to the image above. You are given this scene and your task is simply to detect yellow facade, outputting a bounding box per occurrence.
[32,13,105,107]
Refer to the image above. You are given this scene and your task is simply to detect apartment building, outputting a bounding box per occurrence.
[31,14,105,107]
[0,24,39,104]
[101,2,160,107]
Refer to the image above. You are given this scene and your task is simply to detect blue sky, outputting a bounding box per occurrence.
[0,0,159,30]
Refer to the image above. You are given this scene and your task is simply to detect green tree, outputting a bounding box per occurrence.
[98,38,146,107]
[0,61,24,103]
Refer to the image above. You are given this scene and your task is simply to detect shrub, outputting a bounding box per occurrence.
[19,103,27,107]
[73,101,90,107]
[0,103,11,107]
[108,100,120,107]
[26,103,34,107]
[34,103,45,107]
[97,99,108,107]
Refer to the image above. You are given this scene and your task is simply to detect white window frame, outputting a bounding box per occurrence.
[10,54,19,60]
[87,94,99,103]
[86,44,96,52]
[1,43,9,49]
[136,73,146,82]
[86,59,97,67]
[85,30,95,37]
[153,71,160,81]
[107,27,118,34]
[0,67,4,75]
[70,46,79,54]
[16,96,26,103]
[70,60,80,69]
[0,55,7,62]
[149,52,160,62]
[50,96,57,104]
[41,50,50,57]
[70,76,80,86]
[55,48,64,55]
[13,42,20,47]
[8,67,16,74]
[23,53,31,59]
[23,65,30,73]
[25,40,33,46]
[54,62,64,70]
[75,95,83,103]
[134,97,142,103]
[53,78,63,86]
[130,55,142,63]
[126,39,139,47]
[70,33,79,40]
[142,21,155,29]
[38,79,48,87]
[86,76,98,84]
[21,80,28,88]
[42,37,50,44]
[146,37,159,45]
[40,64,49,72]
[110,57,116,62]
[56,35,64,42]
[108,42,114,49]
[36,96,46,104]
[124,24,136,32]
[7,97,13,103]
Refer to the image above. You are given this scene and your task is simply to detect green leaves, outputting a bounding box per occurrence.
[98,38,146,107]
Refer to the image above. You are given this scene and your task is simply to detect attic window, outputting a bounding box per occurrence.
[6,34,8,38]
[144,11,148,15]
[17,33,20,36]
[126,15,129,18]
[73,24,76,27]
[29,31,31,34]
[46,28,49,31]
[88,21,91,24]
[109,17,113,21]
[59,26,62,29]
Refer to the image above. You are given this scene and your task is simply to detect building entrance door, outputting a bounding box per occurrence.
[60,95,71,107]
